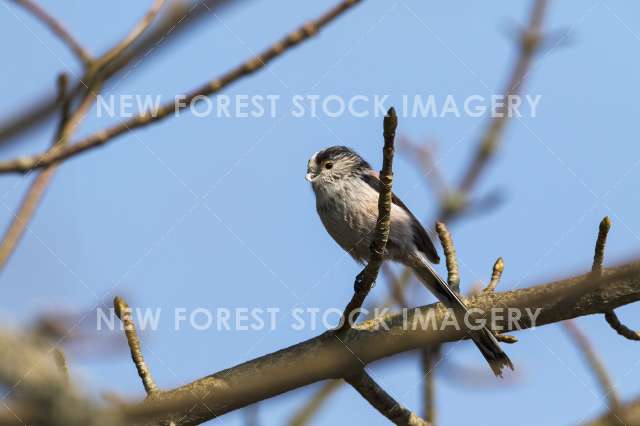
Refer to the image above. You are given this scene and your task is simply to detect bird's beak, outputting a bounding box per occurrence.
[305,173,315,182]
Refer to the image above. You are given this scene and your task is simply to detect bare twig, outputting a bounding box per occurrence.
[0,0,238,146]
[339,106,397,331]
[483,257,505,293]
[561,217,622,422]
[482,256,516,343]
[13,0,92,65]
[345,371,429,426]
[0,0,364,174]
[420,347,439,424]
[441,0,548,220]
[562,321,621,418]
[288,266,412,426]
[0,73,103,271]
[287,380,341,426]
[0,74,70,270]
[593,216,611,275]
[92,0,166,72]
[434,221,459,293]
[604,311,640,341]
[592,217,640,341]
[134,260,640,424]
[114,296,159,396]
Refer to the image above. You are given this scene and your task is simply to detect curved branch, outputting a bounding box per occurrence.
[13,0,92,64]
[604,310,640,341]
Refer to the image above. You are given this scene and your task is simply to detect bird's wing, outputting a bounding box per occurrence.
[360,172,440,264]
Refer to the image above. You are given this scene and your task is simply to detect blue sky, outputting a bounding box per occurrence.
[2,1,640,425]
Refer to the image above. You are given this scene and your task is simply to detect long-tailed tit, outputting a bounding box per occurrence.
[306,145,513,377]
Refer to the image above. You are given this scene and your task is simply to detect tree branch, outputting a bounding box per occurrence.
[13,0,92,65]
[92,0,166,72]
[0,72,103,271]
[434,221,459,293]
[0,0,364,174]
[128,259,640,425]
[114,296,159,396]
[420,347,439,424]
[585,397,640,426]
[345,371,429,426]
[0,74,70,270]
[483,257,505,294]
[562,321,621,418]
[339,106,397,331]
[441,0,548,220]
[0,0,237,146]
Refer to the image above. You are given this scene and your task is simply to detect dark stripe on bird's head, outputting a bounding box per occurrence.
[315,146,371,171]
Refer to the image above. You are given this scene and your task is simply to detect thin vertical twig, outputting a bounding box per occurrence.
[339,107,397,332]
[595,217,640,340]
[592,216,611,275]
[434,221,459,294]
[114,296,159,396]
[563,217,622,422]
[420,347,440,424]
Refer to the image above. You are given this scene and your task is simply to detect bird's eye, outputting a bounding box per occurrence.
[324,162,333,170]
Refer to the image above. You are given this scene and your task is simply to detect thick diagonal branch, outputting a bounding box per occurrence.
[127,260,640,425]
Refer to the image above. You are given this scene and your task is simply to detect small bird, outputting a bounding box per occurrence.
[306,145,513,377]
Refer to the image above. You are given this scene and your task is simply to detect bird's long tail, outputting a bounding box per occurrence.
[411,259,514,377]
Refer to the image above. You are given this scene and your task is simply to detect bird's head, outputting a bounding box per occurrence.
[305,146,371,185]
